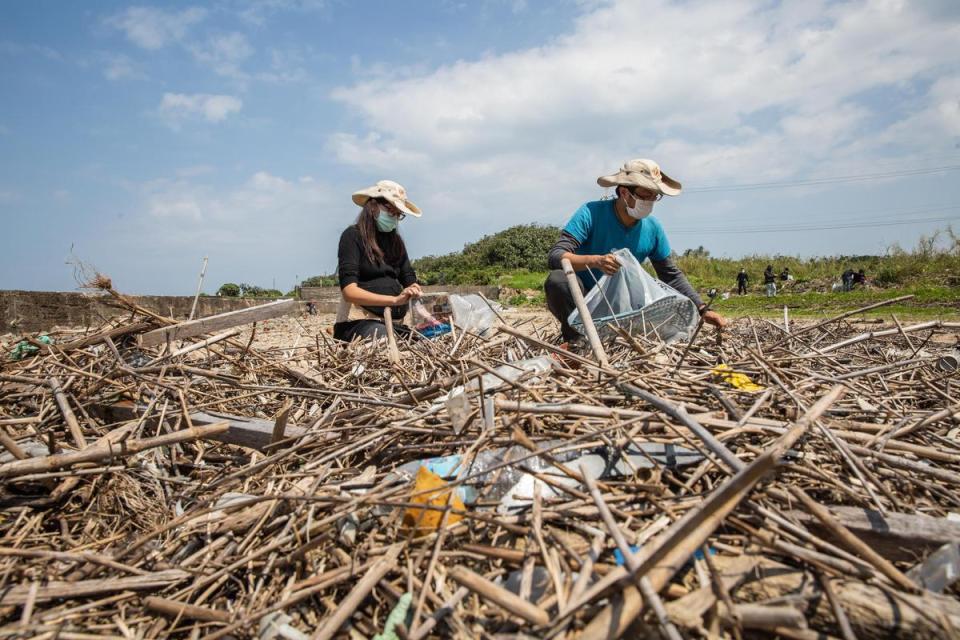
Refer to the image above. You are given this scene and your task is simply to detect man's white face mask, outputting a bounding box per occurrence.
[625,193,655,219]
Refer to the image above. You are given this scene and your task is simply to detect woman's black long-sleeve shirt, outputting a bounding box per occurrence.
[337,225,417,317]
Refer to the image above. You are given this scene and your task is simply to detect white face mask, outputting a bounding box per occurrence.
[625,194,654,219]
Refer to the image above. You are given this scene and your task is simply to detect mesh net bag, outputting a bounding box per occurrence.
[568,248,698,343]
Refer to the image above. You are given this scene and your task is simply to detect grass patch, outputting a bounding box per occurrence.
[710,286,960,319]
[501,270,549,290]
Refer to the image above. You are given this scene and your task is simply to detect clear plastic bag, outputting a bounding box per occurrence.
[450,294,500,336]
[568,248,698,343]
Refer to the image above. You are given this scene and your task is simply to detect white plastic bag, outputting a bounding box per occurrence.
[449,294,500,336]
[568,248,698,343]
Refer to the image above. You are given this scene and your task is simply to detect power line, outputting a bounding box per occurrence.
[670,214,960,235]
[686,164,960,193]
[671,203,960,230]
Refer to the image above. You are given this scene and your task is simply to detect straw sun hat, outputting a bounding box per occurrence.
[597,158,682,196]
[351,180,422,217]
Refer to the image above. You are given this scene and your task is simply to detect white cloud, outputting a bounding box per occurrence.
[235,0,328,25]
[329,0,960,230]
[106,6,206,50]
[158,93,243,126]
[189,32,254,80]
[136,171,336,252]
[103,53,144,80]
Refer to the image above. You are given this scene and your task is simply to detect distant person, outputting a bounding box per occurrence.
[736,268,749,295]
[764,265,777,297]
[334,180,422,342]
[841,267,854,292]
[306,301,317,316]
[780,267,791,281]
[544,158,726,342]
[852,268,866,288]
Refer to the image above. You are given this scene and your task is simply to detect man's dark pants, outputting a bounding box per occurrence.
[544,269,585,341]
[737,283,747,295]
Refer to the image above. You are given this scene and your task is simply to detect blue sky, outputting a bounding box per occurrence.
[1,0,959,295]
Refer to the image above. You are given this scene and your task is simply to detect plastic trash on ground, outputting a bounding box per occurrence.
[712,363,764,392]
[388,441,703,516]
[411,295,453,339]
[9,334,53,361]
[449,294,501,337]
[442,356,553,434]
[338,465,377,546]
[466,355,554,394]
[401,466,465,537]
[259,612,308,640]
[445,390,473,434]
[568,248,697,343]
[907,542,960,593]
[503,566,552,602]
[372,592,413,640]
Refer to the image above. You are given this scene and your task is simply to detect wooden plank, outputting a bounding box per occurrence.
[786,506,960,562]
[138,299,298,347]
[93,402,307,452]
[191,410,306,451]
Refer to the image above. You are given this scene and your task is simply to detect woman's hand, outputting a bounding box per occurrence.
[392,284,421,306]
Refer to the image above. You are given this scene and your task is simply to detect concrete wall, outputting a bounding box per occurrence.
[0,290,299,333]
[300,285,500,301]
[1,285,503,333]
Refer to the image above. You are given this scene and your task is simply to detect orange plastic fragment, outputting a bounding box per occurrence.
[401,466,464,537]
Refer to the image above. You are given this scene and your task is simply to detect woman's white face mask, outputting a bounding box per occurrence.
[625,194,654,219]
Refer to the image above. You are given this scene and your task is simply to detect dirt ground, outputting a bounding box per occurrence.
[235,305,958,353]
[237,307,557,352]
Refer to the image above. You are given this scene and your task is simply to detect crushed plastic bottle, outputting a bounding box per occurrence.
[907,542,960,593]
[387,441,703,514]
[466,355,554,393]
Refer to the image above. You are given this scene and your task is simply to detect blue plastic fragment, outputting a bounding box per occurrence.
[693,546,717,561]
[418,323,452,338]
[614,545,641,566]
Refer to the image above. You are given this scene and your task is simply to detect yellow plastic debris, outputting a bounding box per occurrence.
[711,364,764,392]
[401,466,464,537]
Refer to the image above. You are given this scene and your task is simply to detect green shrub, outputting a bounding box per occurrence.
[217,283,240,297]
[412,224,560,283]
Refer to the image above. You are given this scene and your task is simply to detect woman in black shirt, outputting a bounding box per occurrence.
[334,180,422,342]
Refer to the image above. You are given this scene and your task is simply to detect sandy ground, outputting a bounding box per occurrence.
[234,304,959,353]
[236,307,557,352]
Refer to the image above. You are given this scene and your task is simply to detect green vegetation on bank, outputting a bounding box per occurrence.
[288,224,958,317]
[412,224,561,285]
[712,286,960,319]
[216,282,291,298]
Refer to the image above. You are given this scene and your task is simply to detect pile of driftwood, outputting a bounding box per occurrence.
[1,282,959,639]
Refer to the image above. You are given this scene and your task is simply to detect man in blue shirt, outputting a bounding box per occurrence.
[545,158,726,340]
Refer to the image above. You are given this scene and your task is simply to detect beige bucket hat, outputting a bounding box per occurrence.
[597,158,682,196]
[351,180,422,217]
